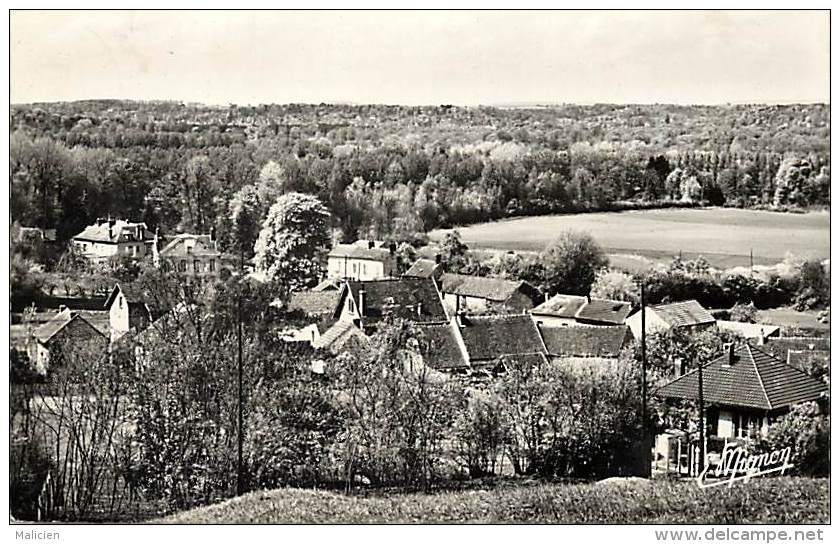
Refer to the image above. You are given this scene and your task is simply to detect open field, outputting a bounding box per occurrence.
[757,308,830,332]
[429,208,830,270]
[159,477,828,524]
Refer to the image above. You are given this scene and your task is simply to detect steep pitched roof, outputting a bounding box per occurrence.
[458,314,547,362]
[539,325,629,358]
[104,283,150,308]
[416,322,468,370]
[439,273,528,302]
[656,344,828,411]
[342,278,447,324]
[33,310,105,344]
[287,291,342,317]
[575,298,633,325]
[73,220,154,244]
[651,300,715,328]
[531,294,588,318]
[328,244,393,262]
[159,234,219,257]
[403,259,440,279]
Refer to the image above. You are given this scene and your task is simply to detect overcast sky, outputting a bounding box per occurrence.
[10,10,830,105]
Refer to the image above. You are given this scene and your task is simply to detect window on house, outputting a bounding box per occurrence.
[193,260,200,273]
[179,260,187,272]
[209,259,216,272]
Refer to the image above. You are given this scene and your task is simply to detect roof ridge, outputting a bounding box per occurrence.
[744,344,773,410]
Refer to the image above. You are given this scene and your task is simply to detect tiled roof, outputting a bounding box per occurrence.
[159,234,219,257]
[575,298,633,325]
[343,278,447,324]
[440,273,527,302]
[458,314,547,362]
[651,300,715,328]
[403,259,440,279]
[73,220,154,244]
[531,294,588,318]
[538,325,629,358]
[416,323,468,370]
[287,291,342,317]
[656,344,828,410]
[328,244,393,262]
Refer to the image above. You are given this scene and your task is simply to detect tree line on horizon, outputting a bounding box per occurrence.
[10,101,830,264]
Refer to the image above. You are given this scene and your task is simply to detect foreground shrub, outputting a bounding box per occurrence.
[494,356,644,477]
[761,402,829,477]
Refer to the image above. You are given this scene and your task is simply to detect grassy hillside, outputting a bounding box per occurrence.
[159,477,828,524]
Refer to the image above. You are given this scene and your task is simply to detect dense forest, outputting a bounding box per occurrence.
[10,101,830,258]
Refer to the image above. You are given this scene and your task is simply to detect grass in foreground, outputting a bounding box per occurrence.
[159,477,828,524]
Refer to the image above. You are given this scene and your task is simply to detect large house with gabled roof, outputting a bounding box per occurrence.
[72,218,155,261]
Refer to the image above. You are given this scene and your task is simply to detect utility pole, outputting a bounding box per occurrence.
[697,349,705,476]
[236,245,244,496]
[640,280,647,432]
[638,278,649,477]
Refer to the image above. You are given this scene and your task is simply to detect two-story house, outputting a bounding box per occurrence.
[155,232,225,279]
[72,218,155,261]
[327,241,397,281]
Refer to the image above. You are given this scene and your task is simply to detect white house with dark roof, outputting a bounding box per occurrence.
[327,241,397,281]
[104,283,154,341]
[626,299,716,339]
[72,218,155,261]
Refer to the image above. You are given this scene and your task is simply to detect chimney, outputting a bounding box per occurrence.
[210,226,216,243]
[57,305,67,314]
[435,253,441,265]
[757,330,766,345]
[586,293,591,303]
[722,343,735,366]
[389,242,396,255]
[416,302,423,316]
[358,289,366,316]
[368,240,375,249]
